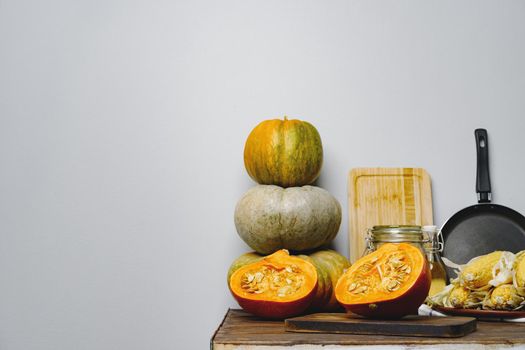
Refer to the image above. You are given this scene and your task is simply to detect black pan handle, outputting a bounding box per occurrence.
[475,128,491,203]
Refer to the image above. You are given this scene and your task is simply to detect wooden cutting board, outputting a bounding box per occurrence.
[348,168,434,262]
[285,313,476,338]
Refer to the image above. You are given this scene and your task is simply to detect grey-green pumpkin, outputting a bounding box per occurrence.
[234,185,342,254]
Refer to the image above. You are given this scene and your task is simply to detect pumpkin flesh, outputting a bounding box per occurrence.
[335,243,431,318]
[229,250,318,319]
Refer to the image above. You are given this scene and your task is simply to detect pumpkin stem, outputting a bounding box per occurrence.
[283,116,288,121]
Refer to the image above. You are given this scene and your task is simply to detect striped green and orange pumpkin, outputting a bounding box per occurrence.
[308,250,351,310]
[244,118,323,187]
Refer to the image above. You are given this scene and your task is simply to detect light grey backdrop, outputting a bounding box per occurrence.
[1,0,525,349]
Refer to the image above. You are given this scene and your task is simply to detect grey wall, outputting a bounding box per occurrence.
[1,0,525,349]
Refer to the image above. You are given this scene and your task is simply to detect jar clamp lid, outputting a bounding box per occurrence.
[366,225,429,243]
[365,225,443,254]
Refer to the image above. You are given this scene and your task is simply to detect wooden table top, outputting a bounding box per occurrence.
[211,309,525,349]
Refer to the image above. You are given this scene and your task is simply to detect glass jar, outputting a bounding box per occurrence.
[363,225,447,296]
[422,225,448,297]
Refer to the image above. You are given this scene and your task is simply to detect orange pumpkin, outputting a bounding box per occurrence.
[335,243,431,319]
[229,250,318,319]
[244,118,323,187]
[228,249,351,314]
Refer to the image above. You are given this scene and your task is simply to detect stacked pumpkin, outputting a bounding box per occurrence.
[228,117,350,319]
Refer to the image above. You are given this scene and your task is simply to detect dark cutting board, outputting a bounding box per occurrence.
[285,313,476,338]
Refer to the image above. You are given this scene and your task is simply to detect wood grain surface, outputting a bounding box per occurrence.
[284,312,476,337]
[211,309,525,349]
[348,168,434,262]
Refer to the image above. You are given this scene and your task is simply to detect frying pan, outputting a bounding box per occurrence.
[441,129,525,268]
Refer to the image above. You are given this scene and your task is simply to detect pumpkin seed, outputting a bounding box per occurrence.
[278,286,291,294]
[255,272,264,282]
[376,264,384,280]
[387,279,401,291]
[353,285,368,294]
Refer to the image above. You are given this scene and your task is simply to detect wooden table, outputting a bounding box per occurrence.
[211,309,525,349]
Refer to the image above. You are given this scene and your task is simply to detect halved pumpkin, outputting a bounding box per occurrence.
[228,249,350,314]
[335,243,431,319]
[229,250,318,319]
